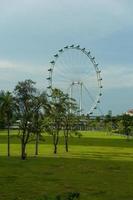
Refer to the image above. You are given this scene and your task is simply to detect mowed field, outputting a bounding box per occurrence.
[0,131,133,200]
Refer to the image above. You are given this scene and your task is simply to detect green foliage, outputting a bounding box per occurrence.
[116,114,133,137]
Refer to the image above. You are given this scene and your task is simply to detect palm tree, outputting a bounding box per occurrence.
[0,91,14,157]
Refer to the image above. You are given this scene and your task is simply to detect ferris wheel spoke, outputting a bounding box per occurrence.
[82,84,96,103]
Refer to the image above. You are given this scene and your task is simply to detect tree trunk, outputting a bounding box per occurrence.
[126,132,129,141]
[35,133,39,155]
[7,123,10,157]
[65,138,68,152]
[53,132,59,154]
[64,130,69,152]
[54,143,57,154]
[21,143,27,160]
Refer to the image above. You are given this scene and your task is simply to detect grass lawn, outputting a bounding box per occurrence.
[0,131,133,200]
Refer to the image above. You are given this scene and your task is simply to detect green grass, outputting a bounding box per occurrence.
[0,130,133,200]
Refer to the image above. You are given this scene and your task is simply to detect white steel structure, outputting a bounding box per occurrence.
[47,44,103,115]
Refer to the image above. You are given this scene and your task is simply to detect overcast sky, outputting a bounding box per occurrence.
[0,0,133,115]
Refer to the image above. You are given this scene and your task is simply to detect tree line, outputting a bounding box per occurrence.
[87,111,133,138]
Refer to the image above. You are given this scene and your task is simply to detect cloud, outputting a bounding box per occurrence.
[0,59,49,90]
[103,65,133,89]
[0,59,48,73]
[0,60,17,69]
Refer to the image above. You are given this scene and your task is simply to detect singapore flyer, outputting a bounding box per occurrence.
[47,44,103,115]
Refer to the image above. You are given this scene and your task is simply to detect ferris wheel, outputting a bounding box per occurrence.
[47,44,103,115]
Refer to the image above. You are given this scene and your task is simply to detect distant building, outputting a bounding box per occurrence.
[126,109,133,116]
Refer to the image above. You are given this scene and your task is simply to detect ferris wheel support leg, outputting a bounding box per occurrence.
[69,84,73,113]
[50,70,53,89]
[79,82,83,116]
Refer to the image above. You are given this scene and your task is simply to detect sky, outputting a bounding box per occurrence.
[0,0,133,115]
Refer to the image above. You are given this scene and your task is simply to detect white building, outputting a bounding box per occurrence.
[126,109,133,116]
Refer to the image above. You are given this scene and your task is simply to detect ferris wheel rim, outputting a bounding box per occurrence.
[47,44,103,115]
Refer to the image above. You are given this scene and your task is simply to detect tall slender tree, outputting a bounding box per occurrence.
[62,98,78,152]
[31,92,48,155]
[0,91,14,157]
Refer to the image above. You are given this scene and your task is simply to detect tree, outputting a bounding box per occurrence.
[62,101,78,152]
[31,91,48,155]
[121,114,133,139]
[63,113,79,152]
[0,91,14,157]
[44,88,78,154]
[48,88,65,154]
[103,111,113,134]
[14,79,43,159]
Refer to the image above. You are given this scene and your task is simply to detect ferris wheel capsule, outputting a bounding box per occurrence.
[70,44,74,47]
[99,78,102,81]
[48,68,52,72]
[50,60,55,64]
[87,51,91,55]
[54,54,58,58]
[91,57,95,60]
[95,63,98,67]
[82,48,85,51]
[47,86,52,89]
[76,45,80,48]
[59,49,63,52]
